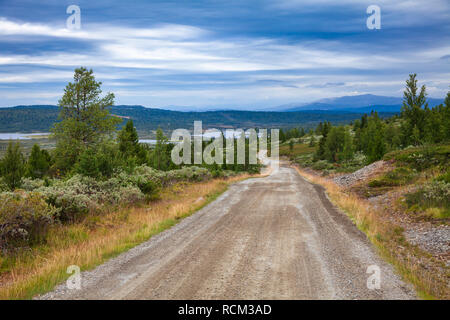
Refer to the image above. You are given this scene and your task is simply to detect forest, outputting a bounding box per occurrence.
[0,104,395,134]
[280,74,449,222]
[0,67,260,253]
[280,74,450,173]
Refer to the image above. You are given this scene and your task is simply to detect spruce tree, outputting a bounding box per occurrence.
[118,120,139,157]
[2,142,25,190]
[26,144,49,178]
[401,74,427,145]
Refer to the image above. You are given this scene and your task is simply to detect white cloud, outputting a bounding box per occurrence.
[0,14,448,107]
[0,18,207,40]
[0,17,446,75]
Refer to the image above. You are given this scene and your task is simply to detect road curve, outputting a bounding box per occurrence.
[39,164,415,300]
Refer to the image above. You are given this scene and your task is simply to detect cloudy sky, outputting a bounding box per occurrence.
[0,0,449,109]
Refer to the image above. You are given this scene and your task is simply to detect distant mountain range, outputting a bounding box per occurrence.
[275,94,444,112]
[0,94,445,134]
[0,104,397,134]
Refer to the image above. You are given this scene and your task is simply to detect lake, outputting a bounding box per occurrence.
[0,132,50,140]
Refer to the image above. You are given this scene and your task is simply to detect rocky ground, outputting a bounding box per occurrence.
[331,161,450,270]
[332,160,392,188]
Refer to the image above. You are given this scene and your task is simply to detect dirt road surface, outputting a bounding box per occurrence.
[39,164,415,299]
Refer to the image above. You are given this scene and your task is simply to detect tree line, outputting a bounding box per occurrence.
[0,68,261,191]
[312,74,450,165]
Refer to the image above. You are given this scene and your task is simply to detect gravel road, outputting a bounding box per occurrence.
[38,164,416,300]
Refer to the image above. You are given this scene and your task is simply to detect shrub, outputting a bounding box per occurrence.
[0,178,8,192]
[136,179,160,196]
[26,144,50,179]
[435,170,450,184]
[36,175,100,221]
[311,160,333,171]
[112,185,145,204]
[39,186,96,222]
[368,167,415,188]
[1,142,25,190]
[75,148,100,178]
[405,180,450,218]
[0,192,55,252]
[384,145,450,170]
[1,165,213,229]
[20,178,46,191]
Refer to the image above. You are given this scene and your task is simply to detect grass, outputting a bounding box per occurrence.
[282,142,368,174]
[383,144,450,170]
[423,207,449,220]
[368,167,416,188]
[279,142,316,159]
[0,174,253,300]
[293,166,449,300]
[404,181,450,220]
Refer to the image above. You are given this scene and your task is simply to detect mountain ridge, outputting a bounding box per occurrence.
[1,94,445,113]
[277,94,444,112]
[0,104,397,134]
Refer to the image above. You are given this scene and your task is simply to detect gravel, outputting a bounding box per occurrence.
[36,165,416,300]
[333,160,388,188]
[405,225,450,263]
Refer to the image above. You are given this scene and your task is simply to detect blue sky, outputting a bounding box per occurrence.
[0,0,449,109]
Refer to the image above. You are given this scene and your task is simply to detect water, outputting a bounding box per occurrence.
[139,139,157,144]
[0,131,260,142]
[0,132,50,140]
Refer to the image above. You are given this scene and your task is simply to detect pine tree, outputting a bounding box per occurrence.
[279,129,286,143]
[316,122,323,135]
[411,125,421,146]
[2,142,25,190]
[385,123,401,150]
[76,148,99,178]
[341,129,354,161]
[151,128,170,171]
[118,120,139,157]
[443,91,450,140]
[26,144,50,178]
[366,121,386,163]
[315,122,331,159]
[401,74,427,145]
[309,135,316,147]
[51,67,121,172]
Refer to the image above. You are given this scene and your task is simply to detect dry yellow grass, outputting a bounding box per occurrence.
[0,174,252,300]
[294,166,448,300]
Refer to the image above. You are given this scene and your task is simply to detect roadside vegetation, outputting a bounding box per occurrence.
[295,167,448,299]
[284,74,449,299]
[0,175,250,299]
[281,74,450,222]
[0,67,261,298]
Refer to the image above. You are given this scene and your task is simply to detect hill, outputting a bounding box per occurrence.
[0,105,397,134]
[279,94,444,112]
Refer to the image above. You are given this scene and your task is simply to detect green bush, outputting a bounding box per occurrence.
[75,148,100,178]
[368,167,416,187]
[311,160,333,171]
[435,170,450,184]
[405,180,450,218]
[20,178,46,191]
[384,145,450,170]
[0,178,8,192]
[0,165,213,229]
[136,179,160,196]
[108,185,144,205]
[0,192,55,252]
[36,174,142,221]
